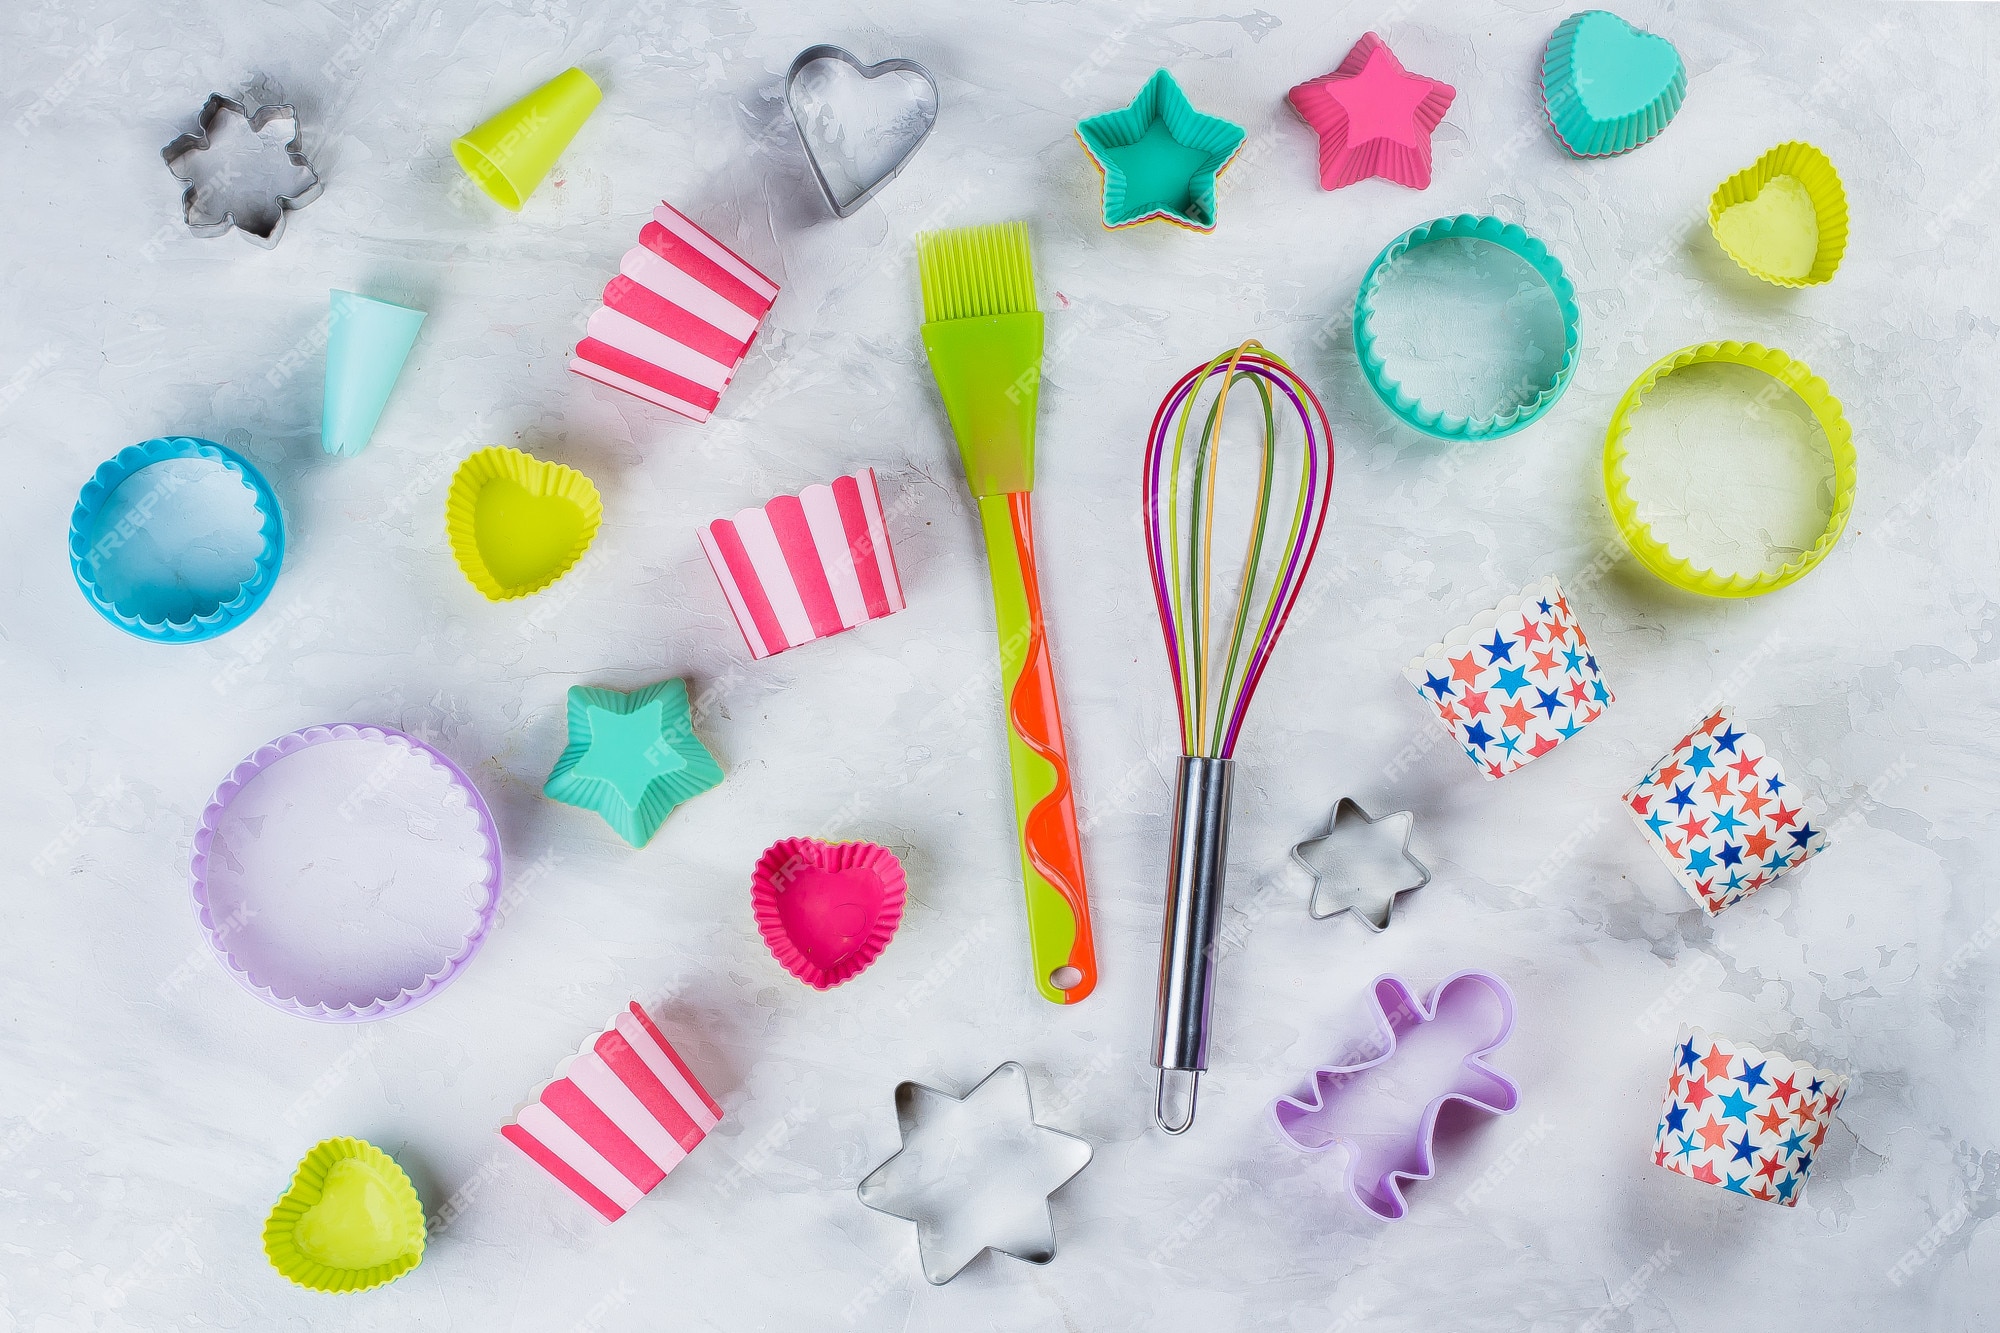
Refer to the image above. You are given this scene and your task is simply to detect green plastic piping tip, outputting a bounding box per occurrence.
[452,67,602,211]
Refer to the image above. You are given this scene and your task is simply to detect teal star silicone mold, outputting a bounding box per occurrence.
[1075,69,1246,232]
[543,679,724,847]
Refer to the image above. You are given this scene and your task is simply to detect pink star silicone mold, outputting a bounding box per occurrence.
[1653,1027,1846,1207]
[1624,707,1828,915]
[1287,33,1455,191]
[1404,576,1613,780]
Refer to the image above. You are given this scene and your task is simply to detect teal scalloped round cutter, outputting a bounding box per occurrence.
[68,436,285,643]
[1352,214,1581,441]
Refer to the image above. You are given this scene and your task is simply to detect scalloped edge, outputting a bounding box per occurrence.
[1352,214,1581,440]
[444,445,603,601]
[1271,972,1520,1220]
[506,1000,723,1124]
[1539,10,1686,159]
[750,837,907,989]
[263,1137,426,1293]
[1603,340,1857,598]
[1707,141,1849,288]
[67,436,285,642]
[1401,574,1566,675]
[188,723,504,1023]
[1074,68,1247,233]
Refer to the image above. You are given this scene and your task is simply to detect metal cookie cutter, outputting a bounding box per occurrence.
[784,45,939,218]
[1291,797,1431,930]
[162,94,324,248]
[856,1061,1092,1284]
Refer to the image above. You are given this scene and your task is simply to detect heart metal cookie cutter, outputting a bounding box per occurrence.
[162,93,324,248]
[784,44,939,218]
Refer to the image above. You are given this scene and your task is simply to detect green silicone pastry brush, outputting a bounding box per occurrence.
[916,221,1098,1004]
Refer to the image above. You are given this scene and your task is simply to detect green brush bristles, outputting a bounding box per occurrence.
[916,222,1038,322]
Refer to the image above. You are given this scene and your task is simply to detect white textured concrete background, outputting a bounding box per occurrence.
[2,0,1996,1328]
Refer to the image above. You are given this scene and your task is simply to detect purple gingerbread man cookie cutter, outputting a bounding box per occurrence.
[1272,971,1520,1219]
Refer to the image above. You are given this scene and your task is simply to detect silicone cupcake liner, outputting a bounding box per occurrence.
[501,1002,723,1223]
[1074,69,1246,232]
[1603,341,1857,597]
[68,436,284,643]
[452,67,602,211]
[751,837,907,989]
[323,290,426,457]
[1624,707,1828,914]
[1708,142,1849,287]
[1404,575,1613,780]
[189,724,504,1022]
[445,445,603,601]
[1539,11,1686,158]
[569,200,780,423]
[263,1137,426,1293]
[1353,215,1581,440]
[1272,973,1520,1220]
[698,468,906,659]
[1652,1026,1847,1207]
[543,678,724,847]
[1287,33,1455,191]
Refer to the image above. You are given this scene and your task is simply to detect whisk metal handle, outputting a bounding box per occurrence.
[1151,755,1235,1132]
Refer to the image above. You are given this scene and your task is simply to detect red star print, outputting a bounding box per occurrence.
[1690,1162,1721,1185]
[1653,761,1685,790]
[1666,1070,1683,1096]
[1697,1117,1728,1150]
[1438,700,1462,722]
[1699,1046,1734,1081]
[1741,828,1775,859]
[1460,688,1491,716]
[1676,813,1710,842]
[1531,647,1558,676]
[1449,653,1483,686]
[1664,835,1684,860]
[1737,787,1769,819]
[1703,773,1734,801]
[1684,1077,1713,1109]
[1768,1074,1799,1105]
[1770,802,1801,830]
[1750,1183,1774,1201]
[1653,1144,1670,1166]
[1693,878,1717,903]
[1582,704,1602,723]
[1744,871,1770,892]
[1698,712,1726,736]
[1518,618,1545,645]
[1501,698,1536,732]
[1566,678,1590,706]
[1729,752,1762,783]
[1756,1152,1784,1181]
[1810,1123,1829,1149]
[1555,593,1571,618]
[1528,734,1562,758]
[1486,760,1506,779]
[1755,1106,1786,1136]
[1630,791,1652,816]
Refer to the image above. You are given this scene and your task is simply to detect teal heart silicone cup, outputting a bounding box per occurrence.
[1352,214,1581,441]
[68,436,285,642]
[1540,10,1686,158]
[322,290,427,457]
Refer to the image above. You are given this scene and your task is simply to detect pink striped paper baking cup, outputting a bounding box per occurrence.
[570,201,779,423]
[698,468,906,659]
[501,1002,723,1223]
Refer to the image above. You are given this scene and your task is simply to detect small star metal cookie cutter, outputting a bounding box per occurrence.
[1291,796,1432,930]
[161,93,324,248]
[856,1061,1092,1284]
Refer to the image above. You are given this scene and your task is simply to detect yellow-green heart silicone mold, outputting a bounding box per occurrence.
[446,446,604,600]
[263,1137,426,1293]
[1708,142,1848,287]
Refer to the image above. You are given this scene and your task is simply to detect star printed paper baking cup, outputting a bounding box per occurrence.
[1652,1027,1846,1207]
[1708,142,1848,288]
[1353,215,1580,441]
[1404,576,1612,780]
[1604,341,1857,598]
[1624,707,1827,915]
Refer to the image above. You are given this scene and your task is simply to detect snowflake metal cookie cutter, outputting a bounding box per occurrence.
[161,93,324,248]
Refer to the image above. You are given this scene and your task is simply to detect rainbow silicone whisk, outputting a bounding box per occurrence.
[1143,341,1336,1133]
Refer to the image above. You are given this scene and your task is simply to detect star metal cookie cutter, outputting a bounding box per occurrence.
[856,1061,1092,1284]
[162,94,324,248]
[1292,797,1431,930]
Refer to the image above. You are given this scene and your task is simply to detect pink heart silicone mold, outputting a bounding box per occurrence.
[751,838,907,990]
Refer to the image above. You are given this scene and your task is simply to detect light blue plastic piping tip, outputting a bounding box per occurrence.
[322,290,426,457]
